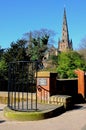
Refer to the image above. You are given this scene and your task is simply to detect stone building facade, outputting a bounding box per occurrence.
[43,8,73,67]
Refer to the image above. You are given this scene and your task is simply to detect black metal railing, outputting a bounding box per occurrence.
[0,79,8,91]
[8,61,39,111]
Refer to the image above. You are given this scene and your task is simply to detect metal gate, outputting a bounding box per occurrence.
[8,61,38,111]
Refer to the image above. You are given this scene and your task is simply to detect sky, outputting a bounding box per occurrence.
[0,0,86,50]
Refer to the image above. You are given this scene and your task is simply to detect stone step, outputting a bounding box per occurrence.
[49,95,73,110]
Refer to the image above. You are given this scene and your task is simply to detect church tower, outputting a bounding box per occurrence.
[58,8,73,52]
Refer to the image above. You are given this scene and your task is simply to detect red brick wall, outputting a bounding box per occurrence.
[37,78,50,101]
[75,69,85,98]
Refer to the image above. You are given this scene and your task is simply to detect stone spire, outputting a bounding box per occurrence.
[58,8,73,52]
[62,8,69,44]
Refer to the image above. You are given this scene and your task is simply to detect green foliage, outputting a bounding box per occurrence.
[0,47,7,79]
[49,55,58,66]
[0,59,8,79]
[57,51,86,78]
[0,39,29,80]
[0,48,4,59]
[3,39,29,63]
[43,55,58,72]
[0,59,7,71]
[27,31,49,61]
[0,29,55,91]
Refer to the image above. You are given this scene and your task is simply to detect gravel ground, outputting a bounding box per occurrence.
[0,104,86,130]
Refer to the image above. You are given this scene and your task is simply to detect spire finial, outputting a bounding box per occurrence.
[64,4,66,8]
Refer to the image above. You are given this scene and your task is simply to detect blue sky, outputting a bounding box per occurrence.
[0,0,86,50]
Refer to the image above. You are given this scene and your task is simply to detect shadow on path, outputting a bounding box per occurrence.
[82,125,86,130]
[73,105,83,110]
[0,120,6,124]
[0,109,3,111]
[73,103,86,110]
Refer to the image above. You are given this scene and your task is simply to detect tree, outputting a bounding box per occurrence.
[79,37,86,49]
[0,47,4,59]
[1,39,29,80]
[0,47,7,80]
[0,59,7,79]
[78,37,86,60]
[3,39,29,63]
[24,29,55,61]
[1,29,55,80]
[57,51,86,78]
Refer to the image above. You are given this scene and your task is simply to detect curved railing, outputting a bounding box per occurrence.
[8,61,38,111]
[37,85,50,103]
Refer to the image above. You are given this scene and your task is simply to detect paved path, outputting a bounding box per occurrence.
[0,104,86,130]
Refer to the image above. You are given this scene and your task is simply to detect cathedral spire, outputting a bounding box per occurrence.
[62,8,69,43]
[58,8,73,52]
